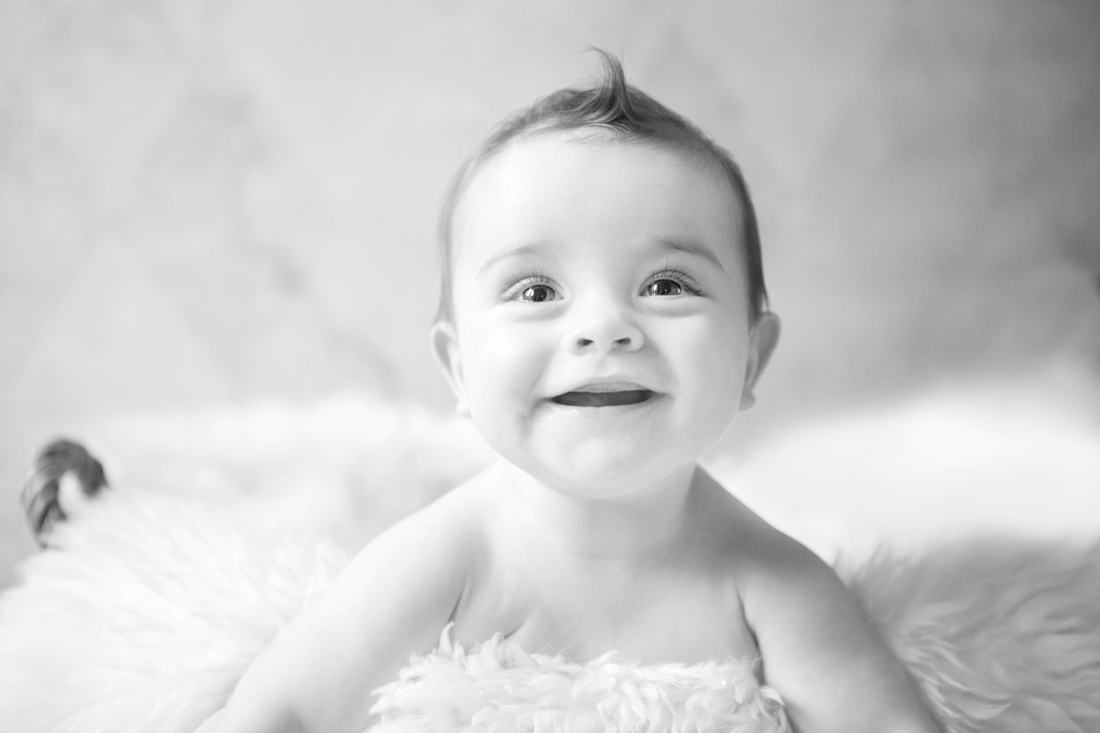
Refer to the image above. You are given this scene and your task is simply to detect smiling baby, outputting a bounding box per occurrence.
[198,50,940,733]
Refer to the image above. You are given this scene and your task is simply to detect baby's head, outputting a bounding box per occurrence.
[435,50,768,326]
[431,50,779,496]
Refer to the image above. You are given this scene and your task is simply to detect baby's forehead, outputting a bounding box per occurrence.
[462,135,738,224]
[449,135,746,266]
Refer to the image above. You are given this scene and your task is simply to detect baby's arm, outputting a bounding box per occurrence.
[740,531,940,733]
[198,493,475,733]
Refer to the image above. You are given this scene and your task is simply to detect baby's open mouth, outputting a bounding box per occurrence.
[550,389,655,407]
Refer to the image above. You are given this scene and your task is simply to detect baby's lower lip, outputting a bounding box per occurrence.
[550,390,655,407]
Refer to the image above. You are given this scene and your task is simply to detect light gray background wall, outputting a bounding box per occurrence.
[2,1,1099,584]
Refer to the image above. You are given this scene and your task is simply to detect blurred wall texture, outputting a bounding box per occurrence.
[2,1,1099,582]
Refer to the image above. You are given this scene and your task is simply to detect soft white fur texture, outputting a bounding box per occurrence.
[850,542,1100,732]
[0,491,347,733]
[372,628,789,733]
[2,393,1099,732]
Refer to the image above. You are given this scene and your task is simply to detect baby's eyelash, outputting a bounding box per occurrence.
[645,269,703,295]
[502,273,558,302]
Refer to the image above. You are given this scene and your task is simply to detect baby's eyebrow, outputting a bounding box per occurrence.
[474,238,726,276]
[476,242,548,277]
[655,237,726,272]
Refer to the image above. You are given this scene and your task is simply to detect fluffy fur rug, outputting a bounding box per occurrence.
[372,628,789,733]
[1,394,1099,732]
[1,488,1098,732]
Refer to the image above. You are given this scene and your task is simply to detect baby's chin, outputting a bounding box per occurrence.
[506,441,697,501]
[470,399,732,494]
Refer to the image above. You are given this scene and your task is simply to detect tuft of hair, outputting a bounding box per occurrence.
[435,48,768,324]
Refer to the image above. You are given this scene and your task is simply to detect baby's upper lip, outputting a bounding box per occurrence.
[568,380,645,393]
[549,380,655,397]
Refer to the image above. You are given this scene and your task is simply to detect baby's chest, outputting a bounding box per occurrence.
[452,564,759,665]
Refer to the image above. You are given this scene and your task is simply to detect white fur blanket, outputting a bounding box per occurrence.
[1,395,1099,732]
[371,628,789,733]
[2,489,1099,732]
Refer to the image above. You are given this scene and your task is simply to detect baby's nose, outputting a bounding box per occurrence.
[574,334,638,351]
[568,305,645,354]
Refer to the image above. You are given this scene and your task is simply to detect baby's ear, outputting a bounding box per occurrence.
[739,312,780,411]
[429,321,470,416]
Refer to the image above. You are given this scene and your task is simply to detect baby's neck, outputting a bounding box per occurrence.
[500,461,701,562]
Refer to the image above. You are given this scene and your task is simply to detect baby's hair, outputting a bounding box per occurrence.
[435,48,769,323]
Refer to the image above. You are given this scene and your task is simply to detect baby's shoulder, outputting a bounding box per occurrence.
[698,479,836,598]
[706,504,854,652]
[372,466,498,564]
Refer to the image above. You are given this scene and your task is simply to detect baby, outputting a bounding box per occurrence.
[200,52,939,733]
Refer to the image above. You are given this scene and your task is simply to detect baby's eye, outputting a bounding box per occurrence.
[506,276,560,303]
[642,271,699,297]
[520,284,557,303]
[645,279,684,297]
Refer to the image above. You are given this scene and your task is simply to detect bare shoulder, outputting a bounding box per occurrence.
[722,502,838,604]
[328,463,503,638]
[692,470,825,582]
[700,472,939,733]
[215,466,500,733]
[366,465,495,567]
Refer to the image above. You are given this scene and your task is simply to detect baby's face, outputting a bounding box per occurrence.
[434,134,776,498]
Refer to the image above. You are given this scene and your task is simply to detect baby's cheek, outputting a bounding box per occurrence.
[703,338,745,389]
[684,327,748,414]
[464,335,540,420]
